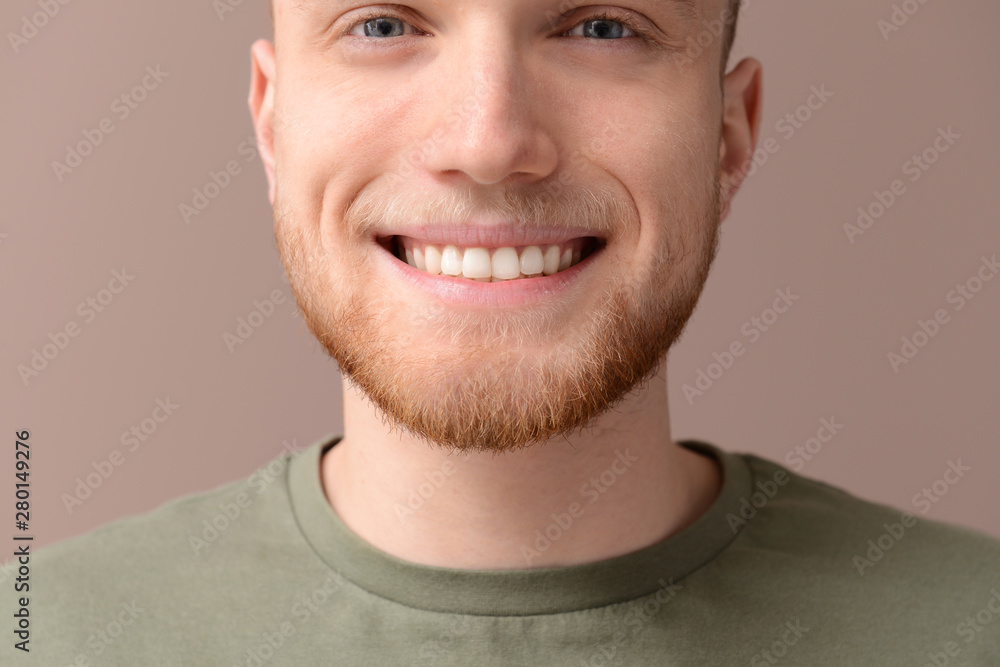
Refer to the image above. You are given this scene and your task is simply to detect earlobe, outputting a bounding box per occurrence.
[249,39,278,205]
[717,57,764,222]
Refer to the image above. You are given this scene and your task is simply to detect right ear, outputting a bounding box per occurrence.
[249,39,277,206]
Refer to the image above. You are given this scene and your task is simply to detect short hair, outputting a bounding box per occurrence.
[268,1,741,73]
[722,0,741,71]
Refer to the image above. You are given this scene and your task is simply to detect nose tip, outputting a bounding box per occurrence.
[432,122,559,188]
[421,60,560,188]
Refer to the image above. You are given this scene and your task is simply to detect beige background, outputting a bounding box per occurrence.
[1,0,998,564]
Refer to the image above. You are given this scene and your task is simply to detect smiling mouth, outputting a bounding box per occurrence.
[378,235,605,283]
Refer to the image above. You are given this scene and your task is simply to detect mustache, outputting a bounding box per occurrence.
[344,179,637,242]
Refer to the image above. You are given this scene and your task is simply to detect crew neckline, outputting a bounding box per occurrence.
[287,433,754,616]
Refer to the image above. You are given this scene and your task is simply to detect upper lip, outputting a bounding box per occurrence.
[374,223,604,248]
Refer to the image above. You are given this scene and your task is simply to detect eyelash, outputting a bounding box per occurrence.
[340,8,655,46]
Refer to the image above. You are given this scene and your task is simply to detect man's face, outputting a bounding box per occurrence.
[259,0,737,454]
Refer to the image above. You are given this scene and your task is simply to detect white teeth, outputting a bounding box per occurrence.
[543,245,561,276]
[558,248,572,271]
[462,247,492,279]
[424,246,442,275]
[519,246,544,276]
[440,245,463,276]
[395,238,595,282]
[492,247,521,280]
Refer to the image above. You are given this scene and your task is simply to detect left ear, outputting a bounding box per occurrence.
[717,57,763,222]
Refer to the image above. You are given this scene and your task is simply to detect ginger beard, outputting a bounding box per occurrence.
[273,163,722,456]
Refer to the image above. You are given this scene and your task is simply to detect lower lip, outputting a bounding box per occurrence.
[373,237,604,308]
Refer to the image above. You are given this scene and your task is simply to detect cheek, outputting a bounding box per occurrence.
[275,74,401,204]
[281,74,440,254]
[600,114,717,284]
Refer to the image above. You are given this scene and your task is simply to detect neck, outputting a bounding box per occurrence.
[321,358,722,570]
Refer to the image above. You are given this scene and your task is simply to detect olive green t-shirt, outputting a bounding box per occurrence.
[3,434,999,665]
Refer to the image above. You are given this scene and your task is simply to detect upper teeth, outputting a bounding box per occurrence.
[397,238,587,282]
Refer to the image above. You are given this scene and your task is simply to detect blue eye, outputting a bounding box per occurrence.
[344,11,645,43]
[565,16,638,40]
[353,16,409,39]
